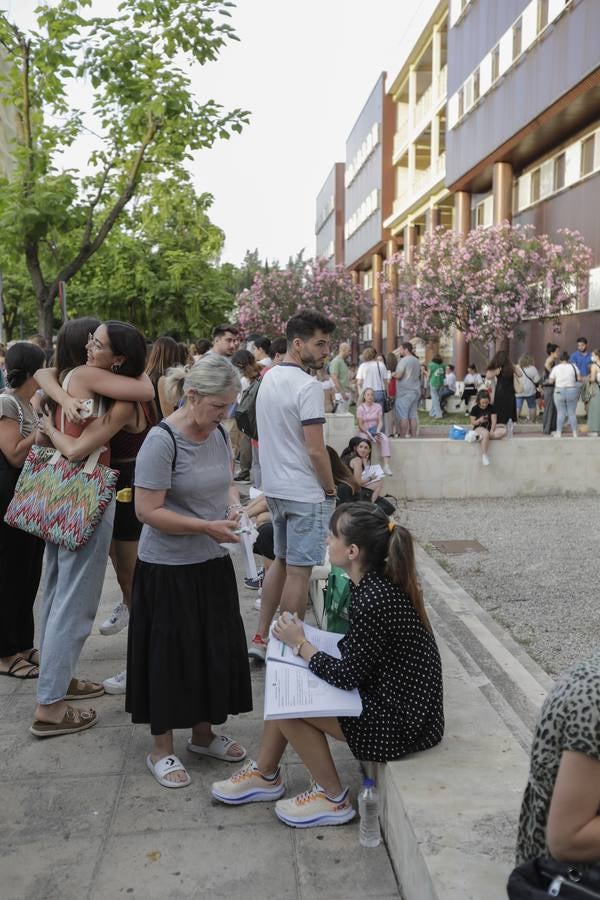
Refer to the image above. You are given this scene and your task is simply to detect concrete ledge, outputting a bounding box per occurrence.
[378,637,530,900]
[373,546,552,899]
[382,436,600,498]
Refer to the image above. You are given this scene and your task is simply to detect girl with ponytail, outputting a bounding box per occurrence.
[212,501,444,829]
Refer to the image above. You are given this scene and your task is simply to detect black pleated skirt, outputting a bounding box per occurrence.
[126,555,253,735]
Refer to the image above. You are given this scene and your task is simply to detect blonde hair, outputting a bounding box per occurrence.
[164,355,240,407]
[362,347,377,362]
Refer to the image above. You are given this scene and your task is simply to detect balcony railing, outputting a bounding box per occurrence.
[391,155,446,221]
[412,84,432,127]
[393,122,409,159]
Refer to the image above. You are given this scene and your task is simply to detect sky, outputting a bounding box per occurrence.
[7,0,425,267]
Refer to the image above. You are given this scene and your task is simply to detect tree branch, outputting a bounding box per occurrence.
[49,118,159,300]
[81,156,115,247]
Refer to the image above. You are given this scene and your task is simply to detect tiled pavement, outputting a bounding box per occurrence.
[0,558,401,900]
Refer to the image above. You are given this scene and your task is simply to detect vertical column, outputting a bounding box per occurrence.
[386,239,398,353]
[351,270,360,363]
[404,223,417,263]
[371,253,383,352]
[425,205,441,235]
[493,161,513,225]
[432,26,441,101]
[453,191,471,378]
[408,64,417,130]
[425,206,441,361]
[493,163,513,350]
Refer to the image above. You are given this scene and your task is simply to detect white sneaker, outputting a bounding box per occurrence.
[383,465,393,476]
[482,453,490,466]
[253,595,262,611]
[102,670,127,695]
[552,432,562,439]
[99,603,129,635]
[572,431,578,438]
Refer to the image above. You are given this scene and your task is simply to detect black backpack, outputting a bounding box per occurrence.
[235,379,261,440]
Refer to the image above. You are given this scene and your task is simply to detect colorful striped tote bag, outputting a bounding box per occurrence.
[4,444,118,551]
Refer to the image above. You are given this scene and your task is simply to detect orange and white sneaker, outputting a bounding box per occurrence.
[211,760,285,805]
[275,781,356,828]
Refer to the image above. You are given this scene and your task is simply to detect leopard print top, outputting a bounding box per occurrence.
[516,651,600,864]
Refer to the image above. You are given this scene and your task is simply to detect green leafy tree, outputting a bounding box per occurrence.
[65,172,237,337]
[0,0,249,338]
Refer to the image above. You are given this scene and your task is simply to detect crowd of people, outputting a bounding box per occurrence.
[0,310,444,830]
[4,316,600,863]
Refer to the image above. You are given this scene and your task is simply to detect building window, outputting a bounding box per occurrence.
[554,153,566,191]
[458,87,464,119]
[581,135,595,176]
[491,45,500,82]
[537,0,549,32]
[530,168,541,203]
[512,17,522,60]
[473,68,480,103]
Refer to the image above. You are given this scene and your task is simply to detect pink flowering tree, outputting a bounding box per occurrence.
[236,257,369,338]
[382,224,593,345]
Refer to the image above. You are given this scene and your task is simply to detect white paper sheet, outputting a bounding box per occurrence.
[266,622,344,670]
[264,661,362,720]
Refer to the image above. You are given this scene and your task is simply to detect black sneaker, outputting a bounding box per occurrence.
[234,473,250,483]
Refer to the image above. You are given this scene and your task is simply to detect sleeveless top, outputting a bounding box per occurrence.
[110,403,155,462]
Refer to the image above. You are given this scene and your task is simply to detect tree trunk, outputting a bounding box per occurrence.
[37,290,54,342]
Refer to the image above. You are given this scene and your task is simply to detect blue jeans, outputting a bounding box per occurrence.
[553,386,580,435]
[267,496,335,567]
[37,500,115,704]
[429,385,443,418]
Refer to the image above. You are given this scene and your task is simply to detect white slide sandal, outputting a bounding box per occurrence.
[146,754,191,789]
[187,734,247,763]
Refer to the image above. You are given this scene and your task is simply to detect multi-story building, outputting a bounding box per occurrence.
[385,0,452,357]
[343,74,395,351]
[315,163,345,269]
[446,0,600,364]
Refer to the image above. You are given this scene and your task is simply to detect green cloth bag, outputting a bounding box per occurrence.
[323,566,352,634]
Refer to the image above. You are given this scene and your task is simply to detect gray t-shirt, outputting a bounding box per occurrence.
[135,423,232,566]
[395,355,422,393]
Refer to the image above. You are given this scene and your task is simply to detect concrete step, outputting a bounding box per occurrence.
[376,546,553,900]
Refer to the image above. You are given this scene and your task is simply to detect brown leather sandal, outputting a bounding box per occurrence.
[64,678,105,700]
[30,705,98,738]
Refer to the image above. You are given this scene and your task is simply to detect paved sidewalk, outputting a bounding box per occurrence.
[0,559,400,900]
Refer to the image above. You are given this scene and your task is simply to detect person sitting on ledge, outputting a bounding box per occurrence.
[469,389,506,466]
[356,388,393,476]
[513,649,600,871]
[211,502,444,828]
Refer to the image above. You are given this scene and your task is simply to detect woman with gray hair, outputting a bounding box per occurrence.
[126,355,253,789]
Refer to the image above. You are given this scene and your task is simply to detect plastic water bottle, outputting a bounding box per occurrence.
[507,418,514,439]
[358,777,381,847]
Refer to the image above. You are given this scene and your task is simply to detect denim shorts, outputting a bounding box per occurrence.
[266,496,336,567]
[395,390,420,421]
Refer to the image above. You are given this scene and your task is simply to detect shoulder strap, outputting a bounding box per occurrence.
[217,423,227,444]
[157,421,177,471]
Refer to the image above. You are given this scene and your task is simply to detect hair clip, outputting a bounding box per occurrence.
[388,520,396,533]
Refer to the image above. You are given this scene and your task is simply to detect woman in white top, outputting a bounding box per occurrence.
[355,348,389,413]
[515,354,540,423]
[549,352,582,438]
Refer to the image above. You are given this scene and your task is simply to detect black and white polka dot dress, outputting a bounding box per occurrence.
[309,570,444,762]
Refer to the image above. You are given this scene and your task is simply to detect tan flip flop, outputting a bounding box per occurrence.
[64,678,105,700]
[30,705,97,738]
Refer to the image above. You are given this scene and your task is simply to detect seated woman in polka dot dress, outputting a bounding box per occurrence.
[212,502,445,828]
